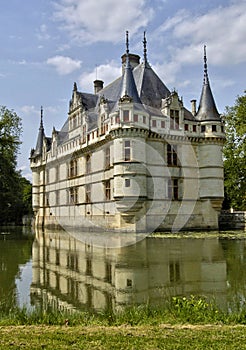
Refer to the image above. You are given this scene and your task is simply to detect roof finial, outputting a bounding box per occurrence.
[40,106,44,129]
[203,45,209,85]
[143,31,148,64]
[126,30,129,56]
[73,82,77,92]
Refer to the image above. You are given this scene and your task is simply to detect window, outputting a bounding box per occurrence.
[67,253,79,271]
[134,114,138,122]
[86,257,92,276]
[85,184,91,203]
[104,180,111,201]
[193,125,197,132]
[69,159,78,178]
[127,279,132,287]
[55,191,60,206]
[212,125,217,132]
[170,110,179,130]
[167,144,178,166]
[143,115,146,124]
[56,165,59,182]
[168,178,179,200]
[100,115,105,134]
[169,262,180,282]
[116,114,120,123]
[123,110,129,122]
[124,140,131,161]
[221,125,224,133]
[69,187,78,204]
[82,125,86,143]
[185,124,189,131]
[161,120,165,128]
[105,147,110,169]
[105,262,112,283]
[46,169,49,184]
[86,154,91,174]
[201,125,206,132]
[56,250,60,266]
[152,119,157,127]
[125,179,131,187]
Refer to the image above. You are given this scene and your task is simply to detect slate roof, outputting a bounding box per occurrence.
[33,43,220,156]
[196,46,220,121]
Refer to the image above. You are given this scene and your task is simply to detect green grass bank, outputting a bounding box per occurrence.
[1,296,246,349]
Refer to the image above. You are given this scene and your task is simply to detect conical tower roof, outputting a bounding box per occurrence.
[119,31,142,104]
[196,46,220,121]
[34,106,45,156]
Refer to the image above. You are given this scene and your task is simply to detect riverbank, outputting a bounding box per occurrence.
[1,324,246,349]
[1,297,246,349]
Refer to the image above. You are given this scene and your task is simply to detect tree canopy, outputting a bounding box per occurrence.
[223,91,246,210]
[0,106,32,224]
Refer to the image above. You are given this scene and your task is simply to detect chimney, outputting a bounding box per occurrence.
[190,99,197,116]
[121,53,140,74]
[94,80,104,94]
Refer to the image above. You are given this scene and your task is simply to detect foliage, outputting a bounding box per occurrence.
[0,106,32,224]
[223,91,246,210]
[1,296,246,327]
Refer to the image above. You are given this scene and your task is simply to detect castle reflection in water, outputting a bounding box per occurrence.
[31,229,227,312]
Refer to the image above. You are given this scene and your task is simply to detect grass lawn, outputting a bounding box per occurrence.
[1,324,246,349]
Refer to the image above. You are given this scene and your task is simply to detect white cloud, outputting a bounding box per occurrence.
[53,0,154,43]
[46,55,82,75]
[78,61,121,92]
[20,105,39,115]
[156,1,246,66]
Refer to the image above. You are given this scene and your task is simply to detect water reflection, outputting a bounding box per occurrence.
[0,227,33,310]
[31,229,232,312]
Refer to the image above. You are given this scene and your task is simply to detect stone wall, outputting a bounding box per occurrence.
[219,211,246,230]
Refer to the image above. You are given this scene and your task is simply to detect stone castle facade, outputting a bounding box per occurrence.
[30,33,225,233]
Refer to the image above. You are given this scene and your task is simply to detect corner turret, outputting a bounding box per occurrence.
[30,106,45,158]
[120,31,142,104]
[196,46,220,121]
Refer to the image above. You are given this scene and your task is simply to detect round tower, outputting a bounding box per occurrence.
[196,46,225,228]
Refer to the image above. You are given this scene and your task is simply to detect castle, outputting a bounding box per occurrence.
[30,32,225,233]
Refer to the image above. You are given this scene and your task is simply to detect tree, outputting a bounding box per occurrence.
[0,106,32,224]
[223,91,246,210]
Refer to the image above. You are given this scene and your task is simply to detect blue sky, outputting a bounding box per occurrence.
[0,0,245,180]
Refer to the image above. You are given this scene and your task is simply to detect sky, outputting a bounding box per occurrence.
[0,0,245,181]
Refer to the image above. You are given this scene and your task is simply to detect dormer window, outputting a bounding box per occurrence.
[82,125,86,143]
[212,125,217,132]
[123,110,130,122]
[170,110,179,130]
[152,120,157,127]
[134,114,138,122]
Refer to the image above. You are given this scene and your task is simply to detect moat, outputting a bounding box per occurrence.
[1,226,246,313]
